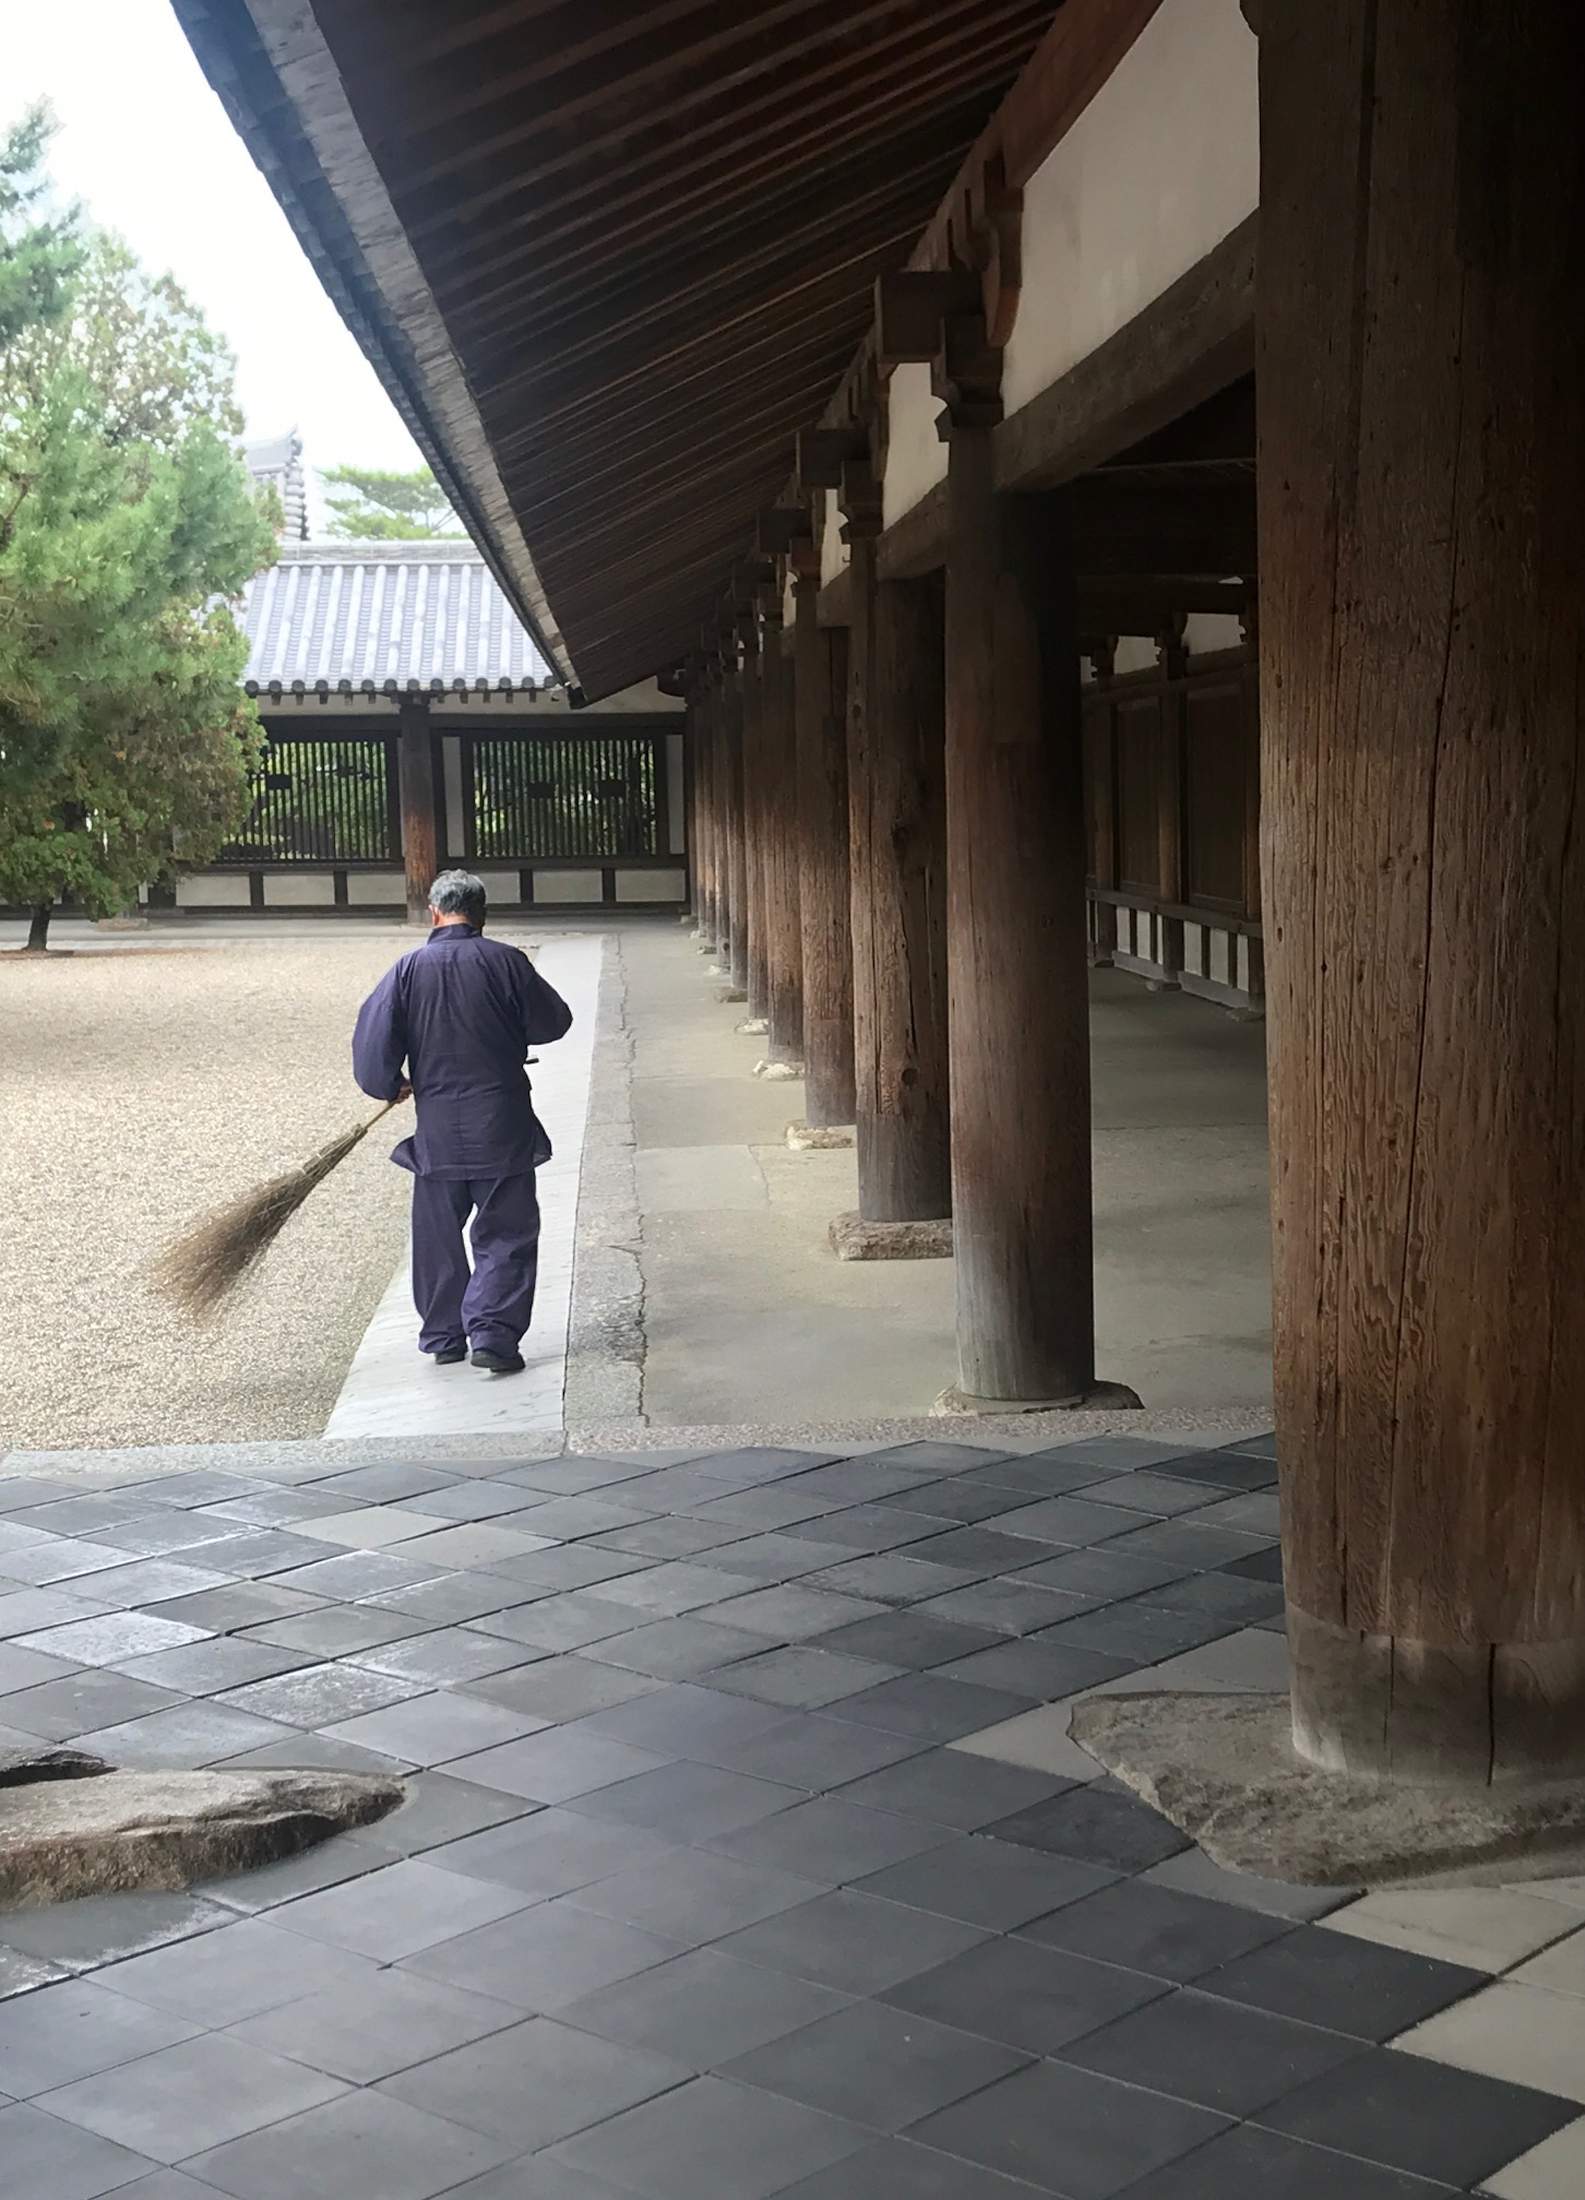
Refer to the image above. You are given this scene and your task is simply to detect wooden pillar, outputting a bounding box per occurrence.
[761,601,805,1062]
[397,694,438,926]
[1261,0,1585,1781]
[721,652,750,995]
[695,675,720,950]
[793,557,856,1126]
[741,629,771,1023]
[845,471,951,1227]
[943,413,1095,1402]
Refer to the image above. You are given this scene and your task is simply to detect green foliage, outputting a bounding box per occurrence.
[0,116,276,938]
[0,107,81,350]
[323,462,463,540]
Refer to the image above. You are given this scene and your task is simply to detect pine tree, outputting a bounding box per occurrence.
[322,462,463,540]
[0,121,276,949]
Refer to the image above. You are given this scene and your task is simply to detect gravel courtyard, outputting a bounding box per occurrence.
[0,931,420,1450]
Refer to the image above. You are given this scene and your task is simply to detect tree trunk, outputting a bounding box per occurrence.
[944,445,1094,1402]
[25,903,52,954]
[1261,0,1585,1782]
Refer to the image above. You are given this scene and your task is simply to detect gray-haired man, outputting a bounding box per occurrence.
[352,871,572,1372]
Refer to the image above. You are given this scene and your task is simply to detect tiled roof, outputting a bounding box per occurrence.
[242,431,310,543]
[237,542,551,692]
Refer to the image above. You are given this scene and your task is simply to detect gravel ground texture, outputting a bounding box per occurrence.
[1,930,437,1449]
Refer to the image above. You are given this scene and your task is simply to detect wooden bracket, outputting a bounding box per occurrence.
[836,457,884,543]
[656,663,689,699]
[757,506,813,555]
[788,535,824,589]
[931,309,1005,435]
[797,426,869,491]
[875,269,980,368]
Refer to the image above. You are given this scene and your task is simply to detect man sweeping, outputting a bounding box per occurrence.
[352,870,572,1374]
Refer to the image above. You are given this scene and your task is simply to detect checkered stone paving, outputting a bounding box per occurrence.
[3,1431,1583,2197]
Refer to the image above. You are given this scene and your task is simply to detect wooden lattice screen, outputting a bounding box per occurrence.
[464,733,662,861]
[224,734,397,864]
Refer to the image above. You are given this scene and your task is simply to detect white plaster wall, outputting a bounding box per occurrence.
[1184,611,1246,654]
[615,868,687,903]
[533,869,603,904]
[345,872,404,905]
[1003,0,1258,420]
[882,361,947,531]
[475,870,521,903]
[1113,636,1160,675]
[176,874,250,908]
[820,497,850,589]
[442,737,466,857]
[263,874,336,907]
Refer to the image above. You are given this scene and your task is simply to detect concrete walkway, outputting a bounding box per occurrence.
[3,1425,1582,2196]
[619,926,1272,1428]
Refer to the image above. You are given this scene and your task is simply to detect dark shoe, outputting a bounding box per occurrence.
[471,1347,526,1375]
[431,1344,467,1365]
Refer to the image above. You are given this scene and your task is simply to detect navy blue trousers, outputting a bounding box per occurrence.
[410,1172,541,1357]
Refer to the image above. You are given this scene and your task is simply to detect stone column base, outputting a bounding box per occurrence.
[787,1122,855,1151]
[714,986,747,1004]
[932,1379,1143,1416]
[830,1212,952,1261]
[754,1058,804,1081]
[705,962,729,978]
[736,1015,770,1035]
[1070,1691,1585,1888]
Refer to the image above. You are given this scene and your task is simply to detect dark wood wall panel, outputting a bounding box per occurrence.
[1183,676,1251,915]
[1115,692,1169,898]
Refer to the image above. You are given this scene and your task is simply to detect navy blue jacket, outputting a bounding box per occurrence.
[352,925,573,1179]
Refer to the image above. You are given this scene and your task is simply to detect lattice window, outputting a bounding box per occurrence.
[465,733,661,860]
[224,735,396,864]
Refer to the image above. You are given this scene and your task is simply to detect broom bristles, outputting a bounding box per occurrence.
[149,1102,397,1322]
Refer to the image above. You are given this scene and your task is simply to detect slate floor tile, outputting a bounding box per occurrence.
[576,1680,786,1760]
[36,2034,346,2162]
[549,2074,872,2198]
[856,1832,1120,1930]
[0,2100,161,2200]
[1484,2115,1585,2200]
[707,1796,952,1882]
[935,1638,1135,1700]
[219,1730,417,1777]
[240,1605,424,1657]
[194,1832,395,1914]
[489,1546,655,1595]
[582,1561,763,1618]
[1113,2123,1457,2198]
[833,1746,1070,1830]
[15,1613,210,1665]
[342,1769,536,1856]
[427,1806,674,1899]
[289,1505,458,1550]
[1321,1887,1579,1975]
[1141,1847,1356,1921]
[389,1524,558,1572]
[0,1640,82,1693]
[1039,1601,1237,1663]
[274,1857,531,1961]
[0,1978,201,2095]
[795,1669,1037,1743]
[876,1479,1042,1525]
[1147,1451,1278,1493]
[364,1572,540,1625]
[0,1586,145,1635]
[814,1611,1003,1668]
[718,1712,926,1789]
[461,1655,662,1723]
[97,1916,377,2025]
[587,1616,775,1678]
[0,1946,70,1998]
[426,2160,628,2200]
[911,2056,1230,2197]
[701,1646,900,1708]
[591,1514,753,1559]
[699,1583,888,1639]
[346,1628,538,1686]
[1018,1878,1294,1980]
[0,1890,231,1970]
[401,1901,681,2012]
[1104,1519,1272,1571]
[986,1783,1191,1870]
[323,1689,550,1765]
[1204,1926,1485,2039]
[568,1844,821,1939]
[1009,1547,1196,1603]
[723,1996,1028,2131]
[213,1661,426,1727]
[885,1933,1169,2056]
[570,1759,804,1842]
[906,1525,1063,1573]
[0,1669,183,1741]
[775,2138,1044,2198]
[75,1700,302,1768]
[1064,1984,1368,2117]
[0,1537,141,1587]
[555,1945,848,2069]
[447,1727,670,1803]
[273,1550,453,1600]
[187,2089,517,2200]
[913,1578,1095,1635]
[228,1969,521,2083]
[716,1886,990,1994]
[467,1592,646,1654]
[991,1495,1144,1548]
[1073,1473,1228,1517]
[381,2019,690,2154]
[1255,2046,1578,2186]
[112,1637,313,1696]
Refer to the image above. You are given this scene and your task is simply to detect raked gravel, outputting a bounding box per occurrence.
[2,930,438,1449]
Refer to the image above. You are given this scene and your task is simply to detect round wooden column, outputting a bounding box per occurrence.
[721,660,750,995]
[397,695,438,926]
[741,637,771,1023]
[793,570,856,1126]
[691,681,717,949]
[1261,0,1585,1782]
[943,430,1095,1403]
[846,515,951,1225]
[761,610,806,1062]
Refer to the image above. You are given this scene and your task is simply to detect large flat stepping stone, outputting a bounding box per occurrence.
[1,1747,401,1908]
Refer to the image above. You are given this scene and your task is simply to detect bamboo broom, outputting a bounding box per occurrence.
[149,1098,403,1322]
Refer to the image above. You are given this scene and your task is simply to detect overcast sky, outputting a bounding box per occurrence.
[6,0,426,514]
